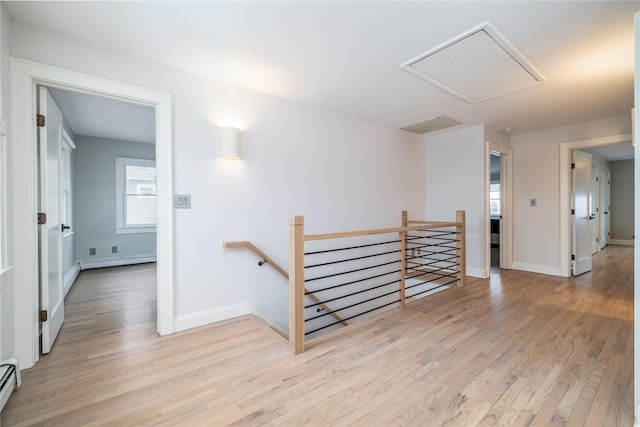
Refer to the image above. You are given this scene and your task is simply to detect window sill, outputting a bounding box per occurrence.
[116,226,157,235]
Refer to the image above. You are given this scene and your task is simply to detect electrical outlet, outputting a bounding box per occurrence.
[112,246,118,254]
[89,248,96,256]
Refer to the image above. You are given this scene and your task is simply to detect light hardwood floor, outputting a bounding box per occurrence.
[2,246,633,426]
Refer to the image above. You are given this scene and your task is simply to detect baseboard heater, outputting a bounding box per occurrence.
[0,359,21,412]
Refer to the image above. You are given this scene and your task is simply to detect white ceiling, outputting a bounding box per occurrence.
[583,142,635,162]
[5,1,638,138]
[48,88,155,144]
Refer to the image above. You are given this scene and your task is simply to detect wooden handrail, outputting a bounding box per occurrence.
[305,222,459,242]
[222,240,348,329]
[224,241,289,278]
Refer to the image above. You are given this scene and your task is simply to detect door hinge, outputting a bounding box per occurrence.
[596,176,599,182]
[571,163,575,169]
[36,114,45,127]
[571,254,576,261]
[39,310,48,323]
[571,209,575,215]
[37,212,47,225]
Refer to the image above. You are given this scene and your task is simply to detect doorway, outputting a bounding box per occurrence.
[37,85,159,353]
[11,58,174,369]
[560,133,634,277]
[488,144,512,273]
[490,152,501,269]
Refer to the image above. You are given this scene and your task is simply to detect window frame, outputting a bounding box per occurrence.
[115,156,157,234]
[61,129,75,238]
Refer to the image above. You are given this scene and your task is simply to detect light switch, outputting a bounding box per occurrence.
[175,194,191,209]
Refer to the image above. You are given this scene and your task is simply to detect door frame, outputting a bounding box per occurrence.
[487,142,513,272]
[11,58,174,369]
[559,132,632,277]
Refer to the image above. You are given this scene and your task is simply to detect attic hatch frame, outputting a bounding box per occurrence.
[10,58,174,370]
[401,21,546,103]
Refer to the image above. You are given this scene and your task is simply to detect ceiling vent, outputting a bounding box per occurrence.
[401,115,462,134]
[401,22,545,103]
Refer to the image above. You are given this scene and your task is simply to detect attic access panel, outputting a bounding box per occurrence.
[402,22,545,103]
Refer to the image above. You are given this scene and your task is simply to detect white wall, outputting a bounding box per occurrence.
[9,21,426,333]
[610,159,634,243]
[511,115,631,275]
[0,2,14,362]
[73,136,157,269]
[425,125,487,278]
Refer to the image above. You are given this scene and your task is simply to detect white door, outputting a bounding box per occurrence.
[38,87,65,353]
[600,167,610,249]
[590,162,599,255]
[572,150,592,275]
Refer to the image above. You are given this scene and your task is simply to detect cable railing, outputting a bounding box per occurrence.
[222,241,348,329]
[289,210,466,354]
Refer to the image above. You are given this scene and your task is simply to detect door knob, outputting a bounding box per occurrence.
[61,224,71,232]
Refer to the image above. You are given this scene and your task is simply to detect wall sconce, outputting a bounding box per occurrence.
[220,126,241,159]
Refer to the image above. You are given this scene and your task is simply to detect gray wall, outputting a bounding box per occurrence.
[610,159,634,242]
[74,136,156,268]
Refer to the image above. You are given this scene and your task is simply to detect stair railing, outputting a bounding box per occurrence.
[289,210,466,354]
[222,241,348,329]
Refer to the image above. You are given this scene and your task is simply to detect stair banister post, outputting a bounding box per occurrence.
[289,215,305,354]
[399,210,407,308]
[456,210,466,287]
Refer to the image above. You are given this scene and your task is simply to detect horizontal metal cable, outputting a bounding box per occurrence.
[305,248,401,269]
[304,238,401,256]
[305,269,400,295]
[406,281,455,298]
[305,259,400,283]
[405,242,458,253]
[406,238,458,248]
[305,278,400,309]
[406,266,459,281]
[305,288,400,322]
[305,299,401,336]
[406,238,457,246]
[405,274,458,290]
[412,230,457,237]
[406,256,459,268]
[405,249,460,260]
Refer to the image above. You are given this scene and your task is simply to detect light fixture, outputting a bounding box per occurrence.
[220,126,241,159]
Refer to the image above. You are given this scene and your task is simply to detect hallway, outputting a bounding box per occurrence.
[2,246,633,425]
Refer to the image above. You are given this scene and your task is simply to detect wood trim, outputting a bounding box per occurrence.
[305,222,459,242]
[399,211,407,309]
[224,241,289,279]
[289,216,305,354]
[456,210,466,286]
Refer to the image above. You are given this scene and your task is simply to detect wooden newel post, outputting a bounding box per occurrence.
[399,210,407,308]
[289,215,305,354]
[456,210,466,287]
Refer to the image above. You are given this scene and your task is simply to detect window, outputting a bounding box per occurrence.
[116,157,156,234]
[490,183,501,216]
[61,130,75,236]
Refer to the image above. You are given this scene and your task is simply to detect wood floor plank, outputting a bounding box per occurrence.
[2,246,634,426]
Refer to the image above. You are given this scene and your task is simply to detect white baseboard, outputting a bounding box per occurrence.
[608,239,634,246]
[80,255,156,270]
[174,302,250,333]
[63,262,81,296]
[467,267,489,279]
[511,262,563,277]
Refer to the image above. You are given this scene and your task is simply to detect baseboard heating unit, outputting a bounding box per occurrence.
[0,359,20,412]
